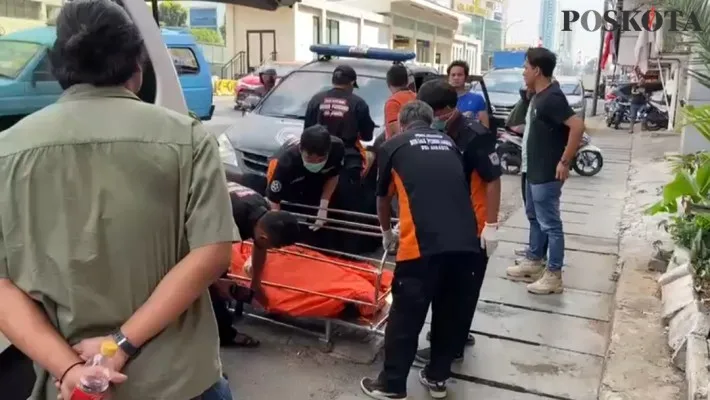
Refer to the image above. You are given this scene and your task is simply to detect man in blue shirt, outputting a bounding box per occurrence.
[448,60,489,128]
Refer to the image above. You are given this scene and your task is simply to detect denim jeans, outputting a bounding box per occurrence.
[525,180,564,271]
[193,377,233,400]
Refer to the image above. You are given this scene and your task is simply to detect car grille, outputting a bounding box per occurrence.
[492,105,515,121]
[241,151,269,174]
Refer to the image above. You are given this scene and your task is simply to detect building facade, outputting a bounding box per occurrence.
[453,0,505,71]
[538,0,556,49]
[0,0,62,36]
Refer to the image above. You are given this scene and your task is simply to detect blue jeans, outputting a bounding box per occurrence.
[194,377,233,400]
[525,180,564,271]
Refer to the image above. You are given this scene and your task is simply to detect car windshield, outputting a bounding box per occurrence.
[559,83,582,96]
[0,41,42,79]
[257,70,389,123]
[479,71,523,93]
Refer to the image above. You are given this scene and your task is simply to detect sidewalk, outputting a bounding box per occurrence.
[396,130,634,400]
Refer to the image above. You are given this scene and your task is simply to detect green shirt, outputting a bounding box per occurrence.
[0,85,239,400]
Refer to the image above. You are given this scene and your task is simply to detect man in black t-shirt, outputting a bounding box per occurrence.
[360,100,480,400]
[629,77,647,134]
[506,47,585,295]
[304,65,376,181]
[266,125,344,231]
[211,182,300,347]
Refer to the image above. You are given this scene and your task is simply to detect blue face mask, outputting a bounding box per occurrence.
[302,155,327,173]
[431,119,447,131]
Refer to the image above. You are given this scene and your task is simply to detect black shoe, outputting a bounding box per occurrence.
[418,369,447,399]
[426,331,475,346]
[413,347,464,367]
[359,377,407,399]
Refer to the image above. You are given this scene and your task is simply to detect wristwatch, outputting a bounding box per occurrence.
[112,331,140,359]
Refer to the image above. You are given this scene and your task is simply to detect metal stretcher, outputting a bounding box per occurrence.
[226,201,397,352]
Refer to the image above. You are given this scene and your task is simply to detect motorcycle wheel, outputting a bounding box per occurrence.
[573,150,604,177]
[606,116,613,127]
[613,113,621,130]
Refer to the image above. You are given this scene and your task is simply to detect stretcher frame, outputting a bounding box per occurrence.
[226,201,398,352]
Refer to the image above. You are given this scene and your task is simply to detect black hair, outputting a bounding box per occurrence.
[525,47,557,78]
[299,125,331,157]
[416,79,458,111]
[259,211,300,248]
[386,65,409,88]
[49,0,145,90]
[447,60,470,77]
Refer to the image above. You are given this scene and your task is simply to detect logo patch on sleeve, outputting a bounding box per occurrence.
[270,180,282,193]
[489,153,500,166]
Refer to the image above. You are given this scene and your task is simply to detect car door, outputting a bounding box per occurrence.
[27,52,62,111]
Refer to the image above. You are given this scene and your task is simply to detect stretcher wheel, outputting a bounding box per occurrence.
[318,340,334,353]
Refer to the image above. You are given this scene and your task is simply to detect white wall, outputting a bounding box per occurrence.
[228,5,296,65]
[681,64,710,154]
[331,12,360,46]
[362,21,390,48]
[294,5,320,61]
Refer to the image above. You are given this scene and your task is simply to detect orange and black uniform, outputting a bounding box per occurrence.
[265,137,344,208]
[384,89,417,140]
[374,121,482,391]
[304,88,375,178]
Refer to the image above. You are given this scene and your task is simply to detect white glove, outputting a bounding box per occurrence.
[480,222,499,255]
[382,229,396,253]
[243,255,253,278]
[309,199,329,231]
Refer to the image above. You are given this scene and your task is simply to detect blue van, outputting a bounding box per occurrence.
[0,26,214,128]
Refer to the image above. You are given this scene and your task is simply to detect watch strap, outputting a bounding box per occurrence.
[112,331,139,358]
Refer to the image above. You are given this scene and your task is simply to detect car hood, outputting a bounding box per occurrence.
[225,113,304,156]
[485,91,521,108]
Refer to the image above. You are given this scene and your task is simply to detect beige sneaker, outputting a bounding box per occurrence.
[527,270,564,295]
[506,259,544,282]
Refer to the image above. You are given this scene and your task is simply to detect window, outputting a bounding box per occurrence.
[257,71,389,124]
[559,83,582,96]
[480,71,524,93]
[0,0,42,20]
[168,48,199,75]
[32,54,55,82]
[0,40,42,79]
[46,4,61,21]
[326,19,339,45]
[313,16,321,45]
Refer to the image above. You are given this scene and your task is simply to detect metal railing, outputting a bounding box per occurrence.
[220,51,247,80]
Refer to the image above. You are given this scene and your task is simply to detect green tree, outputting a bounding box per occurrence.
[158,0,187,27]
[190,28,224,45]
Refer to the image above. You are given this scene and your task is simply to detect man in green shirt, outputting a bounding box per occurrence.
[0,1,237,399]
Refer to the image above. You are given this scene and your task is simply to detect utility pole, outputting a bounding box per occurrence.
[591,0,612,116]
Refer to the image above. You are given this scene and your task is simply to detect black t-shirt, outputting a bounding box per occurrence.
[228,182,269,241]
[526,84,576,184]
[304,87,376,149]
[377,123,480,262]
[266,137,345,204]
[449,115,503,184]
[630,83,647,104]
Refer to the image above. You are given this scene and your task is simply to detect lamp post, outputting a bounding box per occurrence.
[502,19,523,49]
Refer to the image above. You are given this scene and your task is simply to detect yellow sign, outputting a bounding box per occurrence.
[454,0,490,18]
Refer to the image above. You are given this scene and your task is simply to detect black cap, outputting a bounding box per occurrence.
[332,65,358,88]
[260,68,277,76]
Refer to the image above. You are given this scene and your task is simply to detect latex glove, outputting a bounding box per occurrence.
[309,199,329,231]
[480,222,499,255]
[382,228,396,253]
[243,255,253,278]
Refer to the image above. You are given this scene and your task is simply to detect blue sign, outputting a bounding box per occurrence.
[189,7,218,29]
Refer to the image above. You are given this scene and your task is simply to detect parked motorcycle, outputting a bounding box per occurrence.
[606,99,631,130]
[495,126,604,177]
[641,100,669,131]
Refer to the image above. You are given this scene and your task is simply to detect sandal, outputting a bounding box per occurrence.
[426,331,475,345]
[222,333,261,348]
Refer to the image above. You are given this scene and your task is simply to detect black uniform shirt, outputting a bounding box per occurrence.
[228,182,270,241]
[266,137,345,204]
[526,84,575,184]
[449,115,502,184]
[376,122,480,262]
[304,87,376,149]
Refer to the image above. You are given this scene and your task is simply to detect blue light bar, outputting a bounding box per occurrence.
[310,44,416,62]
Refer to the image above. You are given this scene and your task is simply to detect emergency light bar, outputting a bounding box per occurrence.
[310,45,416,63]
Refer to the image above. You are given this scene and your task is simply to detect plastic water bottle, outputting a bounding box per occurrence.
[70,340,118,400]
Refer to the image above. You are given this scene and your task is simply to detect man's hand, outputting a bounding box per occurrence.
[480,222,499,255]
[309,207,328,231]
[71,337,129,371]
[56,363,127,400]
[382,229,396,253]
[251,283,269,308]
[556,161,570,181]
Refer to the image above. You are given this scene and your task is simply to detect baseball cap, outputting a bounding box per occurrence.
[332,65,359,88]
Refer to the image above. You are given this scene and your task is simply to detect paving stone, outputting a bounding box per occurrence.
[497,226,619,255]
[480,275,613,321]
[486,252,617,294]
[685,334,710,400]
[503,208,620,239]
[561,193,626,207]
[563,186,627,200]
[416,332,604,400]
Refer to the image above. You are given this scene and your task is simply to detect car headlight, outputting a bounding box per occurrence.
[216,133,238,166]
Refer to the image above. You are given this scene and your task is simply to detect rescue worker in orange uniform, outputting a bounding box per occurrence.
[415,78,502,364]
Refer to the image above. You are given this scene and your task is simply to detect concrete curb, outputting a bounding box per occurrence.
[659,245,710,398]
